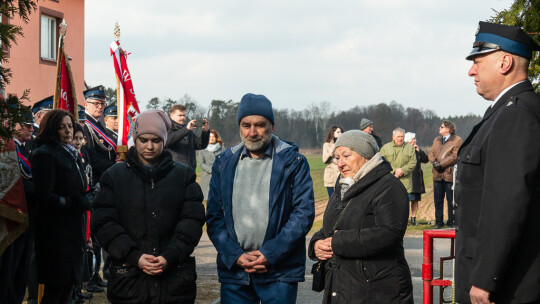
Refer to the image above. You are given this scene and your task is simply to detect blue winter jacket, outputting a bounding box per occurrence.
[206,135,315,285]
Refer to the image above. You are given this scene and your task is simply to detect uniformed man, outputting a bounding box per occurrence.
[103,105,118,142]
[78,104,86,125]
[82,85,116,184]
[455,21,540,304]
[26,95,53,154]
[82,85,113,293]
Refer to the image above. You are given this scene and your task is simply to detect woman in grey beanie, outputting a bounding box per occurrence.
[309,130,413,303]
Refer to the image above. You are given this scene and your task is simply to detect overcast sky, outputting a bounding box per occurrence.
[84,0,514,117]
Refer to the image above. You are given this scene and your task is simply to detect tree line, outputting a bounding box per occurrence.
[142,94,481,149]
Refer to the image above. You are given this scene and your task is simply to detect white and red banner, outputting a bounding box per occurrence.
[54,47,78,120]
[110,41,140,147]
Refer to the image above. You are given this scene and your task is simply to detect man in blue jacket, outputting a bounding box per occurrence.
[206,93,315,304]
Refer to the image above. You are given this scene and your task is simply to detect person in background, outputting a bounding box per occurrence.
[198,129,225,200]
[404,132,428,226]
[166,104,210,170]
[91,110,206,303]
[380,128,417,198]
[322,125,343,198]
[359,118,383,148]
[0,108,35,304]
[103,105,118,142]
[428,120,461,229]
[71,123,94,303]
[206,93,314,304]
[30,109,89,304]
[309,130,413,303]
[26,95,53,154]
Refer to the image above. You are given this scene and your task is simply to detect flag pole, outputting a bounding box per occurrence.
[52,19,67,109]
[114,22,128,160]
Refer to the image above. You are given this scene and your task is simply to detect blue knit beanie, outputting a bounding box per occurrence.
[236,93,275,125]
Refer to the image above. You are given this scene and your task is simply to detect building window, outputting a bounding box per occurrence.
[40,15,57,60]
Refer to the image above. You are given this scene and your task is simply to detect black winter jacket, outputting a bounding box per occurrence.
[165,120,209,170]
[31,141,89,285]
[309,161,413,304]
[91,148,205,304]
[411,149,429,194]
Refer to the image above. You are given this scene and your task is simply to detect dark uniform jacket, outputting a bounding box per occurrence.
[165,120,209,170]
[91,148,206,304]
[309,161,413,304]
[455,80,540,304]
[31,140,89,285]
[83,113,116,183]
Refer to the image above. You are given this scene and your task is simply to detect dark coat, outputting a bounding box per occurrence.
[308,161,413,304]
[83,114,116,183]
[30,141,89,285]
[165,120,209,170]
[91,148,206,304]
[371,131,383,148]
[206,136,315,285]
[454,81,540,304]
[411,149,428,194]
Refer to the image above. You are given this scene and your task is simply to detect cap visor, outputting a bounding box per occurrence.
[466,47,497,60]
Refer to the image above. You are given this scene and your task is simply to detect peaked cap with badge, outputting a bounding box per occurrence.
[466,21,540,60]
[83,85,106,102]
[31,95,54,115]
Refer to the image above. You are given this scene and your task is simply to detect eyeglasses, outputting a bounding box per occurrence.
[87,101,106,107]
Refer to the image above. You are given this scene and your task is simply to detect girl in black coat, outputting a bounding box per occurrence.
[31,110,89,303]
[91,110,206,304]
[309,130,413,304]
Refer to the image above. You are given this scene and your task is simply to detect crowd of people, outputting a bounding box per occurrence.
[1,21,540,304]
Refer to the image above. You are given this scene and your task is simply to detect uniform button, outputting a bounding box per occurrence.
[332,292,337,297]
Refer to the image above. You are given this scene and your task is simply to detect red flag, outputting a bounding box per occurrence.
[110,41,140,146]
[53,46,78,120]
[0,139,28,255]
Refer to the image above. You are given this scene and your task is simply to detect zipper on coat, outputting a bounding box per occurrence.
[151,179,155,190]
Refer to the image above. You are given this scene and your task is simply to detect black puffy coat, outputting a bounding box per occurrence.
[309,161,413,304]
[91,148,205,304]
[31,141,89,285]
[411,149,429,194]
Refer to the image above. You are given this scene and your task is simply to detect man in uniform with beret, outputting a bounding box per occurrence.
[455,21,540,304]
[206,93,315,304]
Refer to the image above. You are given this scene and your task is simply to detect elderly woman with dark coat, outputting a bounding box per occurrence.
[309,130,413,304]
[30,109,89,303]
[91,110,206,304]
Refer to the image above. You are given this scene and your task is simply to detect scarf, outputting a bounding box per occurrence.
[206,143,222,153]
[61,143,80,162]
[339,153,384,199]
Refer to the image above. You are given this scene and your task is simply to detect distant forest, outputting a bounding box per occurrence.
[105,89,481,149]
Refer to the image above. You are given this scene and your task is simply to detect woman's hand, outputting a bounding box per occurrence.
[314,238,333,261]
[138,254,167,275]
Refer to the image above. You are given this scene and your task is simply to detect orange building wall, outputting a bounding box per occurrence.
[5,0,85,107]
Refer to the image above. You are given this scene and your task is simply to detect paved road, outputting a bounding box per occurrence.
[195,231,455,303]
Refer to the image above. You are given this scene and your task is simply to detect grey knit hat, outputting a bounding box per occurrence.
[334,130,379,159]
[359,118,373,130]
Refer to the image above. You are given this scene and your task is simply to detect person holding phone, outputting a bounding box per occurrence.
[165,104,210,170]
